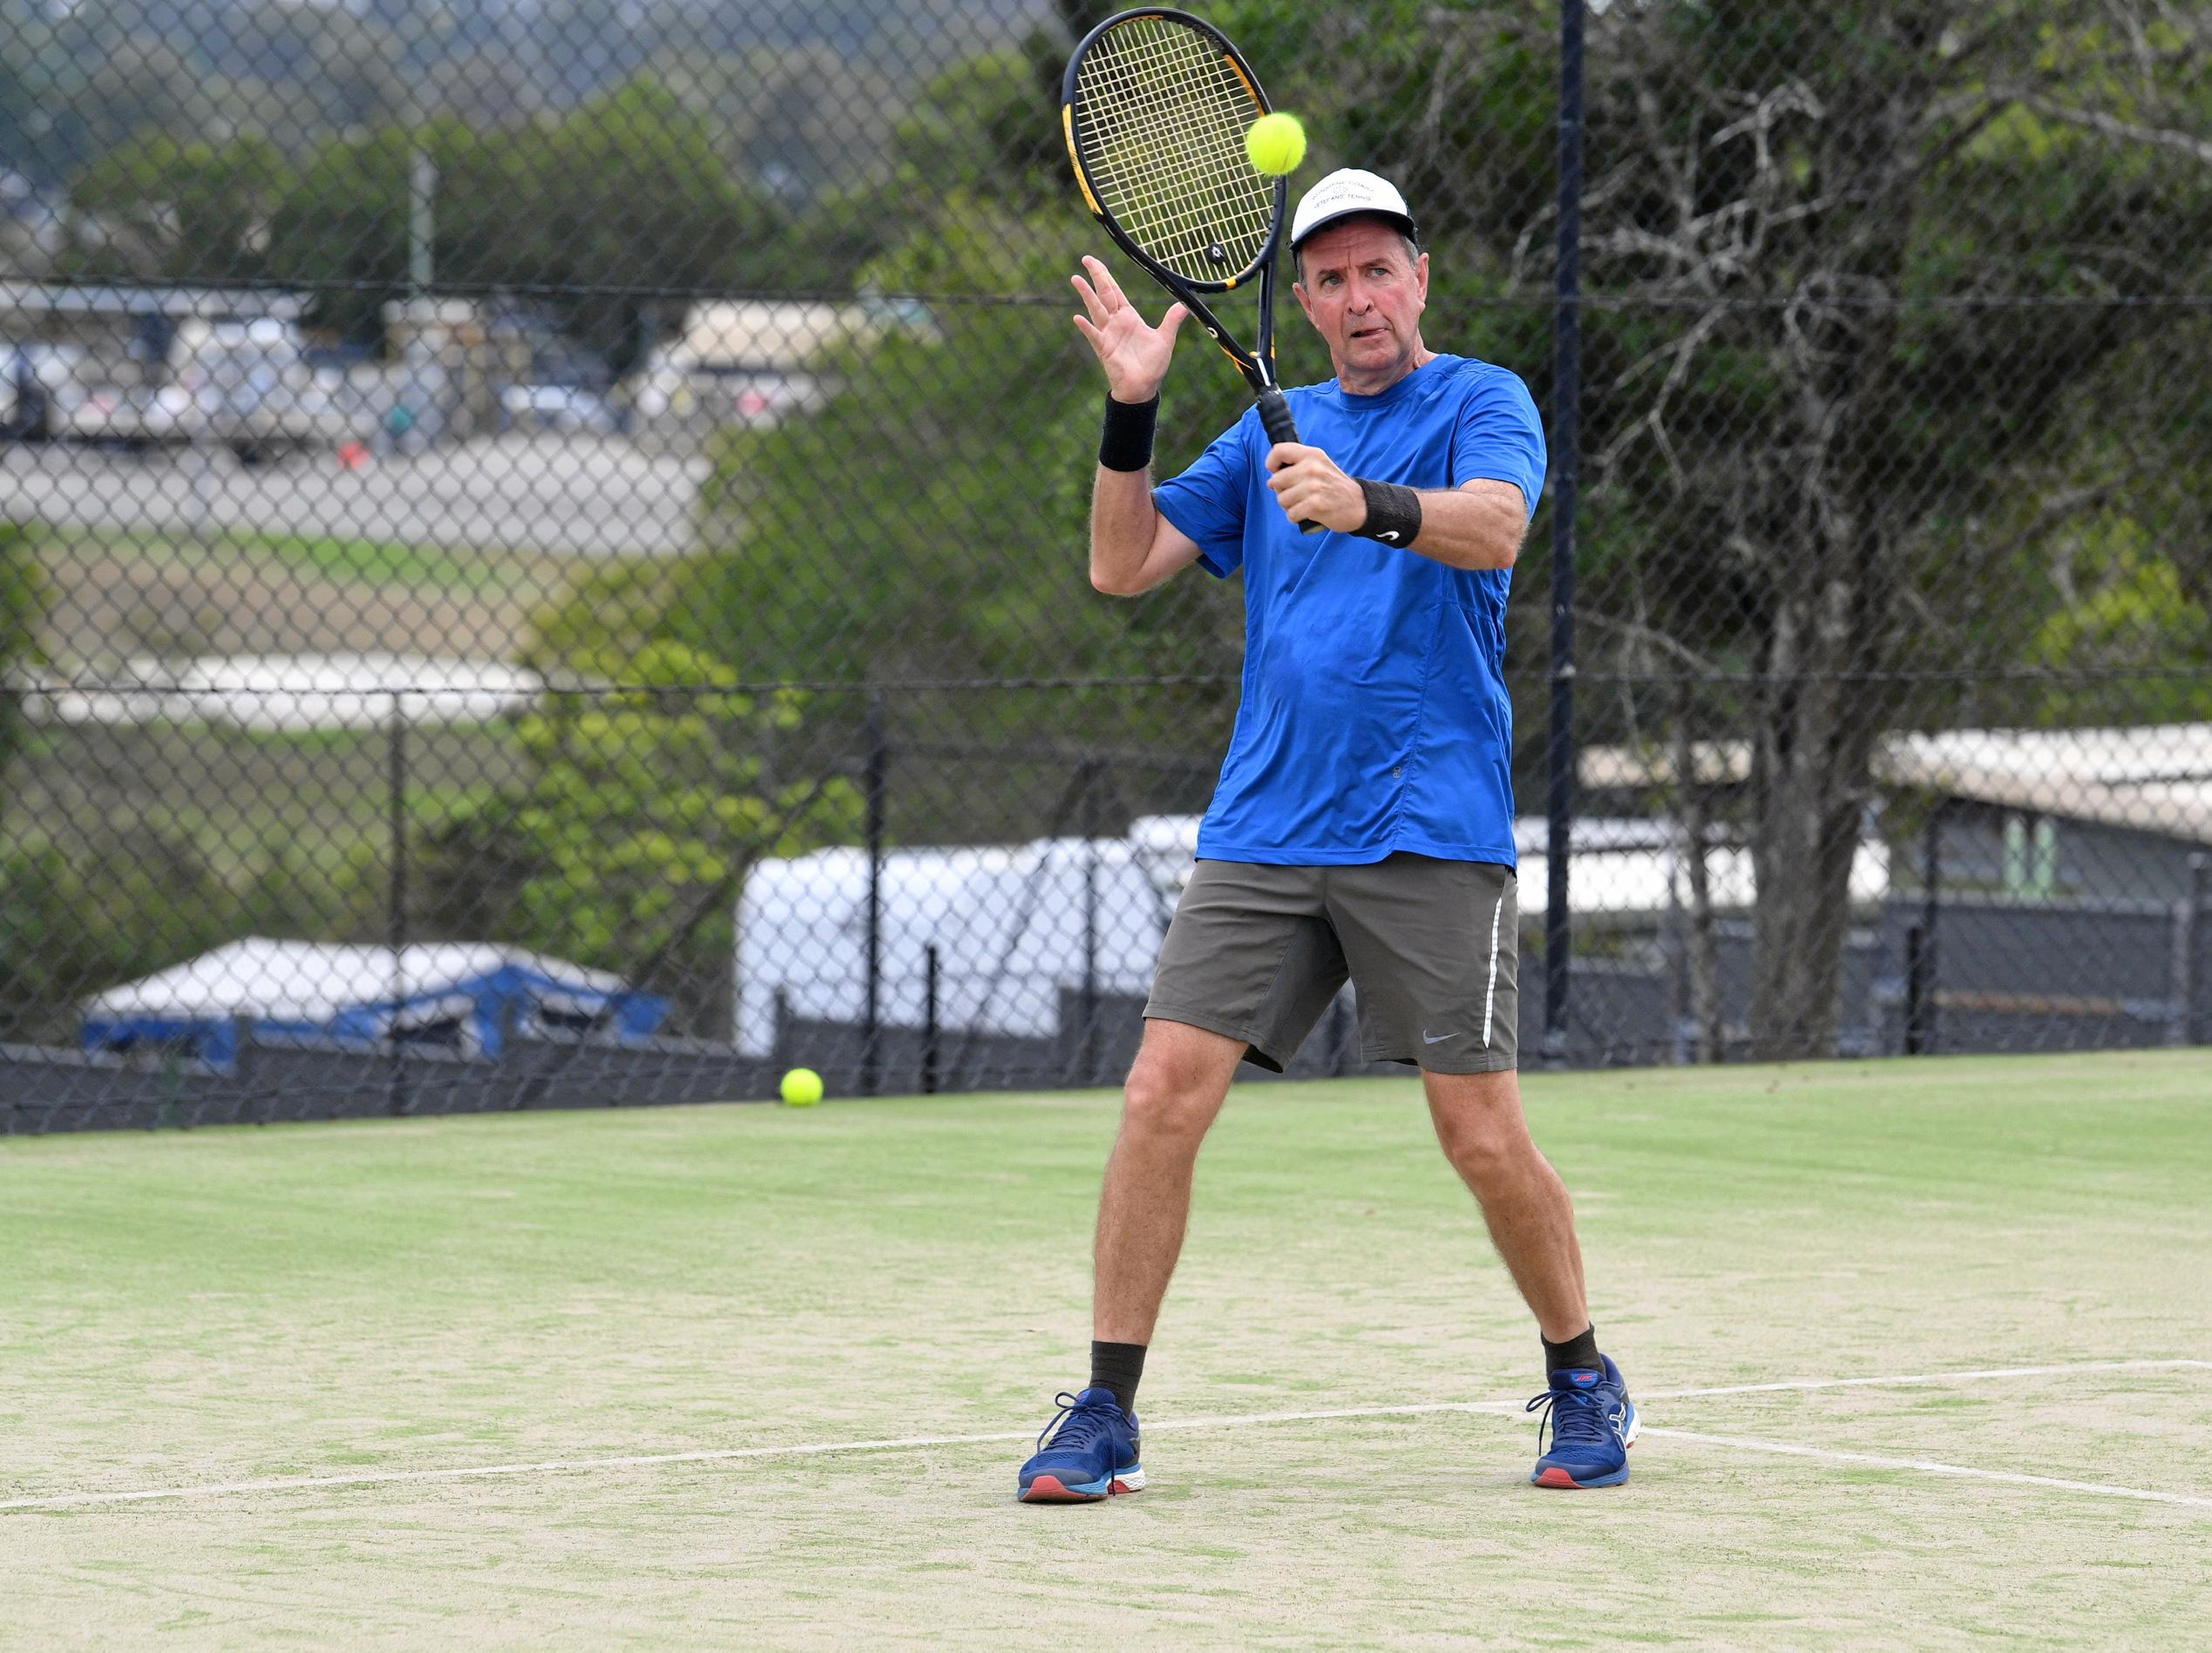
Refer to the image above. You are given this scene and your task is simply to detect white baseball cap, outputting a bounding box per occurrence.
[1289,168,1420,253]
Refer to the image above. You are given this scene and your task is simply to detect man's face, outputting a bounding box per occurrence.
[1292,217,1428,388]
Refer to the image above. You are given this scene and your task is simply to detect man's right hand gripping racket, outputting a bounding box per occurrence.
[1061,7,1319,531]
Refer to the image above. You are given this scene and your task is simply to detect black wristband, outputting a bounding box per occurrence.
[1354,478,1422,545]
[1098,393,1159,472]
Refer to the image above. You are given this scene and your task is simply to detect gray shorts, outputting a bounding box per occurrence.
[1145,853,1519,1074]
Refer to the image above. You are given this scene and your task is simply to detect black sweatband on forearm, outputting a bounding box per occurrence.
[1354,478,1423,546]
[1098,393,1159,472]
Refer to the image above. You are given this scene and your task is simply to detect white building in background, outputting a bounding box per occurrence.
[1582,723,2212,903]
[732,831,1186,1057]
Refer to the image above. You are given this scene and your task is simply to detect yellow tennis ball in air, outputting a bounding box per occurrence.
[1245,112,1306,176]
[780,1067,824,1107]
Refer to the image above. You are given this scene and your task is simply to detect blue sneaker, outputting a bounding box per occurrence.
[1527,1355,1638,1488]
[1017,1387,1144,1503]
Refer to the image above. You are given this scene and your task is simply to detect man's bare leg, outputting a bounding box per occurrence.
[1426,1067,1636,1487]
[1017,1019,1244,1502]
[1422,1067,1589,1342]
[1093,1018,1247,1344]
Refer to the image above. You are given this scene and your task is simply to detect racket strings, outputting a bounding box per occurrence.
[1074,16,1275,284]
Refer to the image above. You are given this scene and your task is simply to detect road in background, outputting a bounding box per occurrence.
[0,434,710,559]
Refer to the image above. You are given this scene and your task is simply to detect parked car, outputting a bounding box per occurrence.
[175,319,355,459]
[60,381,191,449]
[499,382,617,433]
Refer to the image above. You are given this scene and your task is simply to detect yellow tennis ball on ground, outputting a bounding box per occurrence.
[1245,112,1306,176]
[779,1067,824,1107]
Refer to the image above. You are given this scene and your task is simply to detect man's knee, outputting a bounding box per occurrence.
[1120,1024,1238,1143]
[1428,1072,1531,1176]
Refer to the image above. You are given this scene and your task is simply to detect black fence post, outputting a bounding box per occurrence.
[2174,852,2209,1047]
[1908,804,1944,1057]
[861,688,887,1098]
[388,691,411,1117]
[1077,756,1105,1087]
[1663,853,1691,1065]
[1543,0,1586,1069]
[922,944,941,1095]
[1903,925,1928,1056]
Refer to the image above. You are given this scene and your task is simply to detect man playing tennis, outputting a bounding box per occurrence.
[1018,170,1636,1502]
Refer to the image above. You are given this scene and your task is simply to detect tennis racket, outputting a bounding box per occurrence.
[1061,6,1318,530]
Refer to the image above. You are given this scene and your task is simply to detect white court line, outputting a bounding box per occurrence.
[1096,1358,2212,1433]
[1633,1357,2212,1403]
[1639,1427,2212,1511]
[3,1358,2204,1514]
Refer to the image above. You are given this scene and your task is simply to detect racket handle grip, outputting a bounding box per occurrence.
[1256,388,1322,534]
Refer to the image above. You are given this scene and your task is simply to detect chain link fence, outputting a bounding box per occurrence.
[3,0,2207,1128]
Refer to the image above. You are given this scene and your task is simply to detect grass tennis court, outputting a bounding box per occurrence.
[5,1051,2207,1646]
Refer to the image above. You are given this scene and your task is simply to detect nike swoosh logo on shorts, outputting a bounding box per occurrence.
[1422,1029,1454,1044]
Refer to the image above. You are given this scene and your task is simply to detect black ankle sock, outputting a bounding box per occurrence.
[1089,1341,1147,1414]
[1543,1324,1602,1377]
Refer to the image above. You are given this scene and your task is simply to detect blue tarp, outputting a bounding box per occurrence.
[80,941,668,1073]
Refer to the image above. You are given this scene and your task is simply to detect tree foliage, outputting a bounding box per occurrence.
[66,132,291,282]
[0,521,49,785]
[1566,2,2209,1053]
[411,642,864,1034]
[259,79,791,350]
[0,829,236,1044]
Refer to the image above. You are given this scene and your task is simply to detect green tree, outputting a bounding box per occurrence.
[0,521,48,786]
[411,643,864,1034]
[68,133,290,282]
[0,828,237,1045]
[0,0,81,186]
[507,78,790,376]
[268,81,787,363]
[1566,3,2210,1056]
[265,124,421,346]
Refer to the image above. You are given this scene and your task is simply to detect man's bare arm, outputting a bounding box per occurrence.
[1264,443,1529,570]
[1090,468,1206,595]
[1070,254,1207,596]
[1394,478,1529,571]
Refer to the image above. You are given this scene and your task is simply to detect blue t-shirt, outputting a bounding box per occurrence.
[1153,353,1544,867]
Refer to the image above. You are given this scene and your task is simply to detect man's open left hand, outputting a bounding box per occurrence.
[1264,443,1367,533]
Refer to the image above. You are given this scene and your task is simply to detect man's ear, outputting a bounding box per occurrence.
[1415,251,1430,306]
[1292,279,1315,326]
